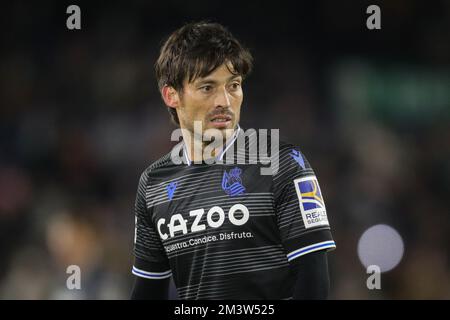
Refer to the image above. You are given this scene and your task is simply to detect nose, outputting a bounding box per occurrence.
[214,86,231,108]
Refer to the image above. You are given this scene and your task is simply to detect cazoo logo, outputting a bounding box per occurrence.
[157,204,249,240]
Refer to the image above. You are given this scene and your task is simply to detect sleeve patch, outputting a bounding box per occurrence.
[293,175,330,229]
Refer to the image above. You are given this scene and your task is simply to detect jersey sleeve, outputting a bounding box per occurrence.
[273,145,336,263]
[132,169,172,279]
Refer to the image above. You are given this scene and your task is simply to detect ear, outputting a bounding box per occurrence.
[161,85,180,109]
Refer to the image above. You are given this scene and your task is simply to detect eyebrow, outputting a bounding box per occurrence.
[195,75,242,86]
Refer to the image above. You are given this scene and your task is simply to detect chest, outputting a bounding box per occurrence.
[148,165,275,242]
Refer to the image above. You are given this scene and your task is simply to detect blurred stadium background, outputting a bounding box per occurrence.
[1,0,449,299]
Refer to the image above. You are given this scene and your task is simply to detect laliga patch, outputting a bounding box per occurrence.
[293,175,329,229]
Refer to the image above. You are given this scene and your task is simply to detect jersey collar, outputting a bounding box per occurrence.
[182,124,242,166]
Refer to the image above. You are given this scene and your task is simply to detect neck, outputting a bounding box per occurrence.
[182,125,239,164]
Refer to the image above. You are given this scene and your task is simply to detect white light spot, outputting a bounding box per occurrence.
[357,224,404,272]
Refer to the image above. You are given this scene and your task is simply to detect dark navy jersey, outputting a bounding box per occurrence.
[132,126,335,299]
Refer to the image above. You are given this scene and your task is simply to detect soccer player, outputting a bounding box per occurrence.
[131,21,336,300]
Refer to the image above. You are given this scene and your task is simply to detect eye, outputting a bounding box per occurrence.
[200,85,213,93]
[229,82,241,91]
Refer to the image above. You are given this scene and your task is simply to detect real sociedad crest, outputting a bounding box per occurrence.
[222,167,245,196]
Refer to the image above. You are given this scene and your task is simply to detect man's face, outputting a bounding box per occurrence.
[176,62,243,137]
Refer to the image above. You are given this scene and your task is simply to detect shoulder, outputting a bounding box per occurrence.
[138,146,178,186]
[278,139,301,158]
[272,138,315,180]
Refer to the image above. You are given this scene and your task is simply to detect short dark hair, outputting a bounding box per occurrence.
[155,21,253,126]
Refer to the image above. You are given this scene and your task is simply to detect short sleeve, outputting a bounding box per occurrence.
[132,169,172,279]
[273,145,336,262]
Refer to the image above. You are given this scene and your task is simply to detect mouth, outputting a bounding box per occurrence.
[209,114,233,128]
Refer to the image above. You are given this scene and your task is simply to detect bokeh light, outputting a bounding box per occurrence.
[357,224,405,273]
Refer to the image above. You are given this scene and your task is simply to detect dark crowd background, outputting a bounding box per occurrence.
[1,0,449,299]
